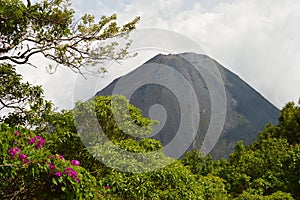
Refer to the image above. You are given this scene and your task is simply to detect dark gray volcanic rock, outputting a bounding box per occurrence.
[96,53,280,159]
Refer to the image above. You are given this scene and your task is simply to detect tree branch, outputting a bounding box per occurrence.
[0,99,25,112]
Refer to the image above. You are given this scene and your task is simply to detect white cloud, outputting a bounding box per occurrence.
[103,0,300,108]
[17,0,300,109]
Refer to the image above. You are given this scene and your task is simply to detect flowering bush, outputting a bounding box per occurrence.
[0,124,105,199]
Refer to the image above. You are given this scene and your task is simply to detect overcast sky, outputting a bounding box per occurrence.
[17,0,300,110]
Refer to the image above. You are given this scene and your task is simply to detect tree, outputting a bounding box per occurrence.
[0,63,52,129]
[277,101,300,144]
[0,0,139,129]
[182,149,215,176]
[225,138,291,196]
[0,0,139,74]
[258,100,300,145]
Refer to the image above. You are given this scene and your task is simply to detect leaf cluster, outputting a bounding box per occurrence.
[0,0,140,74]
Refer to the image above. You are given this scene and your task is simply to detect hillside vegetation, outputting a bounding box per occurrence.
[1,64,300,199]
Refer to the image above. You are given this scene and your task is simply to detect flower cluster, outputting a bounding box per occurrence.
[54,171,63,177]
[49,155,81,183]
[19,153,28,164]
[7,133,47,165]
[49,162,56,170]
[8,147,28,164]
[71,160,80,166]
[7,129,83,195]
[8,147,20,159]
[28,135,46,149]
[50,154,64,160]
[64,167,80,183]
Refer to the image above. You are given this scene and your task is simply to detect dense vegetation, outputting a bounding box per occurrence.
[1,64,299,199]
[1,0,299,199]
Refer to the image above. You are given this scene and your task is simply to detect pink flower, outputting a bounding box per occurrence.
[19,153,28,160]
[13,141,17,145]
[64,167,78,179]
[71,160,80,166]
[58,154,64,160]
[48,163,55,170]
[39,138,45,143]
[75,178,80,183]
[35,136,42,140]
[14,131,19,136]
[21,160,29,164]
[35,142,43,149]
[15,147,20,153]
[54,171,62,177]
[65,171,71,176]
[28,136,46,149]
[28,138,36,145]
[8,147,20,159]
[105,185,111,190]
[49,155,55,159]
[36,137,45,149]
[19,153,28,164]
[71,170,77,178]
[64,167,73,176]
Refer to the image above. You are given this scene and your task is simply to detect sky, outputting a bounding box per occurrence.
[17,0,300,110]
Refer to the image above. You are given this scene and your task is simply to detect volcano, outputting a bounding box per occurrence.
[96,53,280,159]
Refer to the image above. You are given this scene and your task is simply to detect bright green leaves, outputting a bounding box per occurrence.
[278,101,300,144]
[181,99,300,199]
[224,138,291,197]
[233,191,294,200]
[1,93,300,199]
[75,95,155,142]
[73,95,166,173]
[258,101,300,145]
[182,150,215,176]
[100,160,206,200]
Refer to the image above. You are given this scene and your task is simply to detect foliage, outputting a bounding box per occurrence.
[100,160,229,200]
[197,175,229,200]
[233,191,294,200]
[1,1,300,198]
[45,95,161,178]
[182,150,215,176]
[0,0,139,74]
[219,100,300,199]
[74,95,156,143]
[1,55,299,199]
[0,63,52,129]
[224,138,290,196]
[180,100,300,199]
[1,91,300,199]
[277,101,300,144]
[258,100,300,145]
[0,124,104,199]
